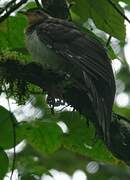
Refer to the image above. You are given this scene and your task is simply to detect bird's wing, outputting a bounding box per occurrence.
[36,18,116,140]
[36,19,114,84]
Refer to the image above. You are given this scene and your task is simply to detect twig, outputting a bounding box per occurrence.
[107,0,130,24]
[106,35,112,47]
[0,0,17,14]
[0,0,28,23]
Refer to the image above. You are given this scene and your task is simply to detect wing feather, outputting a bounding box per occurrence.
[36,18,116,141]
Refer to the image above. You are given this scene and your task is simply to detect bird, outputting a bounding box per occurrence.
[22,8,116,143]
[109,113,130,164]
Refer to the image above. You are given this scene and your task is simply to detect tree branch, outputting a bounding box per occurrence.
[0,58,130,164]
[0,0,17,14]
[0,0,28,23]
[106,35,112,47]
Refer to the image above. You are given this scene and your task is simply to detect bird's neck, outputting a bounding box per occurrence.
[26,21,42,35]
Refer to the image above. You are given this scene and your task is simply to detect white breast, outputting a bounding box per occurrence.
[26,30,64,69]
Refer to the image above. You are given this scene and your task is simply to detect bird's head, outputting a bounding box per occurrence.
[20,8,50,25]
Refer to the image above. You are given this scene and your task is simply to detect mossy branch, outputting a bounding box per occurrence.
[0,57,130,165]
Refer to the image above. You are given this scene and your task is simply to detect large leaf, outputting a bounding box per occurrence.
[59,112,116,163]
[0,15,27,50]
[0,149,9,179]
[0,106,17,149]
[70,0,126,41]
[21,174,37,180]
[21,2,37,10]
[19,121,63,155]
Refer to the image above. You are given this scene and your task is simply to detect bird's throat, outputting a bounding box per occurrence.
[26,30,64,69]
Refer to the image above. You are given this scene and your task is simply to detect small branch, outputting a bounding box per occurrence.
[107,0,130,24]
[0,0,16,14]
[0,0,28,23]
[106,35,112,47]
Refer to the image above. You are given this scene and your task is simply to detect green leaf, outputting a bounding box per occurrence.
[21,174,37,180]
[19,121,63,154]
[0,15,27,50]
[32,95,52,118]
[20,2,37,11]
[0,149,9,179]
[71,0,126,41]
[113,105,130,118]
[107,44,117,60]
[60,112,116,163]
[17,155,49,176]
[0,106,17,149]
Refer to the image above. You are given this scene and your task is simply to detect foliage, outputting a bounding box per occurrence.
[0,149,9,179]
[0,0,130,179]
[70,0,126,41]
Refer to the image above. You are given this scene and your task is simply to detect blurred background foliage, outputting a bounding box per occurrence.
[0,0,130,179]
